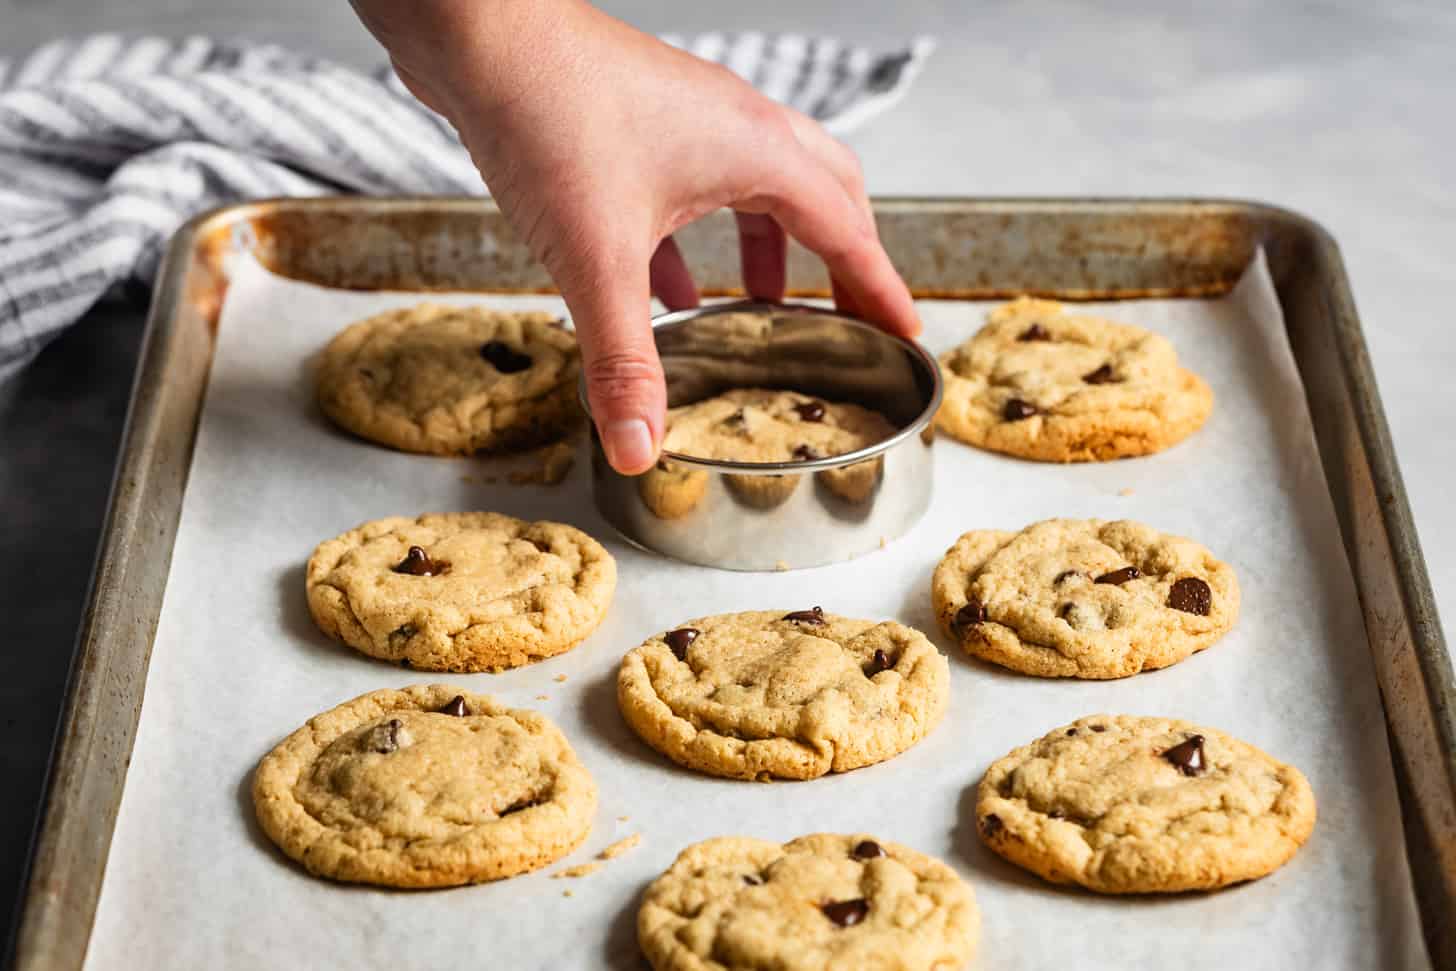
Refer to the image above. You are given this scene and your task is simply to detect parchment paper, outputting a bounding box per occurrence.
[85,252,1426,969]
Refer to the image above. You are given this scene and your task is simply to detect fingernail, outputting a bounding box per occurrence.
[603,418,655,474]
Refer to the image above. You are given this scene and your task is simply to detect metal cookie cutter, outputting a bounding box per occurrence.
[583,301,942,571]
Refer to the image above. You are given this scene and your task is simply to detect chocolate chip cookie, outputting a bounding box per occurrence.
[252,685,597,888]
[976,715,1316,893]
[643,388,894,514]
[936,297,1212,461]
[932,518,1237,679]
[306,512,616,672]
[316,303,580,455]
[617,609,948,780]
[638,834,978,971]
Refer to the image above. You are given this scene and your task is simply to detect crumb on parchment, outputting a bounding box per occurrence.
[774,560,790,572]
[550,834,642,880]
[617,815,630,823]
[536,694,550,701]
[599,834,641,860]
[553,861,603,879]
[554,674,568,683]
[1118,487,1135,497]
[562,889,573,898]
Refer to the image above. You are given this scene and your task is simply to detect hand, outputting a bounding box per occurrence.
[351,0,919,473]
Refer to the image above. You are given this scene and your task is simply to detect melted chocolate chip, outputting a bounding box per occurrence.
[1065,728,1078,736]
[821,899,869,928]
[792,444,822,462]
[1168,577,1212,615]
[794,400,826,422]
[1162,734,1206,776]
[1002,398,1038,421]
[1047,809,1065,819]
[742,874,764,886]
[1018,323,1050,342]
[479,340,532,373]
[390,624,417,643]
[1057,602,1076,622]
[981,813,1004,837]
[399,658,412,669]
[1053,570,1081,586]
[1095,566,1140,586]
[851,840,886,861]
[394,545,449,576]
[437,695,469,717]
[372,718,404,754]
[723,409,746,427]
[865,648,891,676]
[953,600,987,634]
[782,606,826,625]
[1083,363,1117,384]
[1090,724,1107,733]
[665,627,700,660]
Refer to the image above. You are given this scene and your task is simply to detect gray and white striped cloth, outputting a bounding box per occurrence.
[0,33,933,382]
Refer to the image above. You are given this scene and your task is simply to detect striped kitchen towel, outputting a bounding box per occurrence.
[0,33,933,382]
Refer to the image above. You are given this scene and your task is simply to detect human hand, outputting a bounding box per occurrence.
[351,0,919,473]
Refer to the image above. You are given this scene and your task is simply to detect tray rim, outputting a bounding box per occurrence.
[9,195,1451,971]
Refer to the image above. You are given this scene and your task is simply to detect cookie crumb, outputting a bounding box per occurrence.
[599,834,641,860]
[554,674,568,683]
[617,815,630,823]
[879,536,888,549]
[536,694,550,701]
[553,861,604,879]
[774,560,790,572]
[1118,487,1135,497]
[562,889,573,898]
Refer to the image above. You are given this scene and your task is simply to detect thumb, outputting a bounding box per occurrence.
[559,254,666,475]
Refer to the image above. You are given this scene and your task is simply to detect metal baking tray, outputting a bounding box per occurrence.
[9,197,1453,970]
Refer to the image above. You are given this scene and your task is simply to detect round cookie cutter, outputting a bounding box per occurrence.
[582,301,941,571]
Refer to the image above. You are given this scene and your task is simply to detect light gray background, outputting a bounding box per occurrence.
[1,0,1451,952]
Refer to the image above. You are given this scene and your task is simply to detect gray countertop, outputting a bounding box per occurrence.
[2,0,1452,952]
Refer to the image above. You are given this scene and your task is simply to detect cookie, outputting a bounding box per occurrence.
[252,685,597,888]
[932,518,1237,679]
[638,833,978,971]
[976,715,1316,893]
[316,303,580,455]
[659,388,893,510]
[306,512,616,672]
[936,297,1212,461]
[617,609,948,780]
[636,458,710,520]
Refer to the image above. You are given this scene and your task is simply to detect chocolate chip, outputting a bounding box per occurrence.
[821,899,869,927]
[1090,724,1107,733]
[1162,734,1206,776]
[865,648,891,676]
[399,658,412,669]
[1053,570,1080,586]
[792,444,822,462]
[394,545,449,576]
[1065,728,1078,736]
[1083,363,1117,384]
[953,600,987,634]
[437,695,469,717]
[1095,566,1140,585]
[851,840,885,861]
[723,409,746,427]
[1057,602,1076,621]
[782,606,825,625]
[1018,323,1050,342]
[742,874,763,886]
[665,627,699,660]
[1168,577,1212,615]
[390,624,417,643]
[1047,809,1065,819]
[371,718,404,754]
[479,340,532,373]
[498,796,539,816]
[980,813,1003,837]
[794,400,826,422]
[1002,398,1038,421]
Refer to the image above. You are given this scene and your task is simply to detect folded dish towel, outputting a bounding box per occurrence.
[0,33,933,382]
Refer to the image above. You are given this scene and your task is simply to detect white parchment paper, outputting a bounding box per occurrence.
[85,253,1426,969]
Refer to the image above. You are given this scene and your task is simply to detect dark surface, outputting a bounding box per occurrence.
[0,297,147,955]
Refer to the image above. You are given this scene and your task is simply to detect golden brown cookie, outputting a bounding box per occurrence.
[252,685,597,888]
[638,834,978,971]
[932,518,1238,679]
[306,512,616,672]
[617,609,948,781]
[316,303,580,455]
[936,297,1212,461]
[976,715,1316,893]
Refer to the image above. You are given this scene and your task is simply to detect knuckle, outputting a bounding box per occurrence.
[585,352,663,403]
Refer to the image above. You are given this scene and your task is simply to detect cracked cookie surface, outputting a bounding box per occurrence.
[932,518,1237,679]
[638,833,978,971]
[976,715,1316,893]
[644,388,894,513]
[617,610,948,780]
[317,303,580,455]
[936,297,1212,461]
[306,512,616,672]
[252,685,596,888]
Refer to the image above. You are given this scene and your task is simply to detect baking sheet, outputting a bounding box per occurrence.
[84,251,1426,969]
